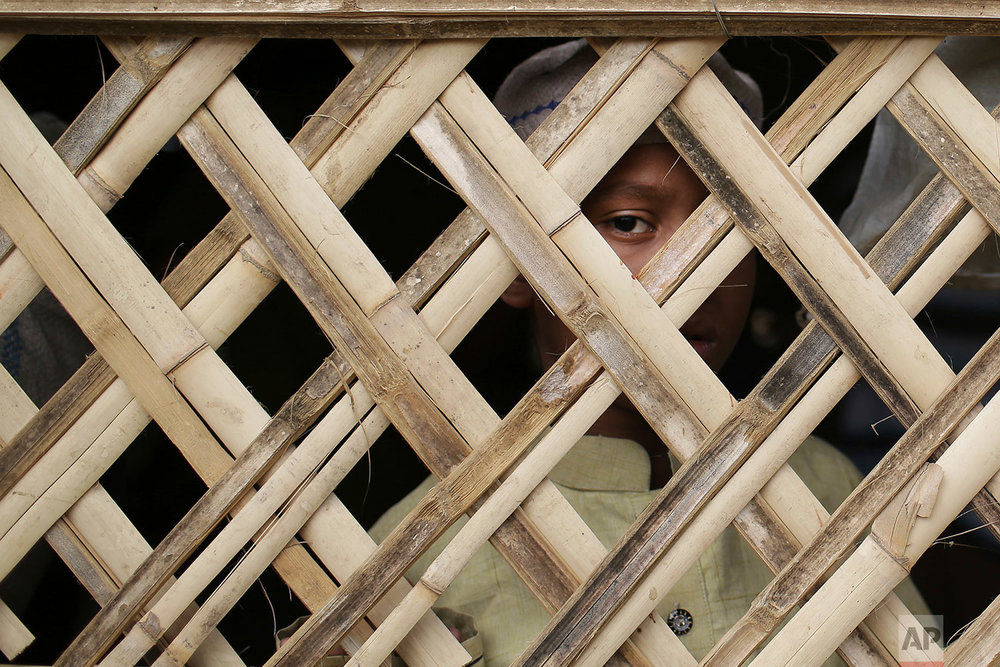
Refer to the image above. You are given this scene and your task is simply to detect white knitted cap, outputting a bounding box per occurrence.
[493,39,764,141]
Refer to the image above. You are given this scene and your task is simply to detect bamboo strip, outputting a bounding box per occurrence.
[54,35,192,174]
[310,39,485,208]
[0,247,44,332]
[77,36,256,212]
[402,35,880,664]
[59,486,248,667]
[943,591,1000,664]
[98,35,141,63]
[0,34,19,59]
[291,39,418,168]
[0,600,32,660]
[146,409,403,667]
[0,239,279,583]
[3,3,1000,37]
[101,384,387,666]
[342,36,976,667]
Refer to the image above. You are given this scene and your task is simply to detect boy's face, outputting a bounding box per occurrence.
[506,142,756,374]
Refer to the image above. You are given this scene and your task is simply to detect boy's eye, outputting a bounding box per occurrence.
[608,216,653,234]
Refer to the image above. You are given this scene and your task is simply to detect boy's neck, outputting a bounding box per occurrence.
[587,403,672,488]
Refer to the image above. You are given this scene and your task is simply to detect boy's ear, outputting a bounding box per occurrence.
[500,274,536,310]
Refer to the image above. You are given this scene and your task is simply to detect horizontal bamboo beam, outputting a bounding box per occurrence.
[2,2,1000,37]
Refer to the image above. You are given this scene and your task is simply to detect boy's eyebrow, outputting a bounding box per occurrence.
[587,182,672,202]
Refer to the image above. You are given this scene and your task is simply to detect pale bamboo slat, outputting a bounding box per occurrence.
[0,597,33,660]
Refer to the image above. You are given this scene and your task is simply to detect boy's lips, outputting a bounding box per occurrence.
[686,337,714,360]
[681,322,717,365]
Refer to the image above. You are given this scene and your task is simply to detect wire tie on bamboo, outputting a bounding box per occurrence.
[165,341,212,377]
[548,209,583,238]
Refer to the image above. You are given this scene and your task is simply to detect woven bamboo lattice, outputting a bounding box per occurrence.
[3,4,1000,666]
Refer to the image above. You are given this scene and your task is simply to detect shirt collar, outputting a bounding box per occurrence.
[548,433,653,492]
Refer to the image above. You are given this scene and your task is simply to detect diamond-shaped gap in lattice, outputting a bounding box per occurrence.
[0,35,116,136]
[232,38,353,144]
[0,539,99,664]
[104,139,230,282]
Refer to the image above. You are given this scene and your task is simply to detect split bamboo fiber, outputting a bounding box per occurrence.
[2,5,1000,667]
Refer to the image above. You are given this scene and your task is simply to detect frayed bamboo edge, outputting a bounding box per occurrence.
[0,596,33,660]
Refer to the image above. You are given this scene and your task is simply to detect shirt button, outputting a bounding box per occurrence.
[667,608,693,635]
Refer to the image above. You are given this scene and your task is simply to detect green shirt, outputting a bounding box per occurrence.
[372,434,926,665]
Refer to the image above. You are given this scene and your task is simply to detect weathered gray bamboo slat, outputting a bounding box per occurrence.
[55,35,192,173]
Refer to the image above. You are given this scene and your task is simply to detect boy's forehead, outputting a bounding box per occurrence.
[589,144,700,197]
